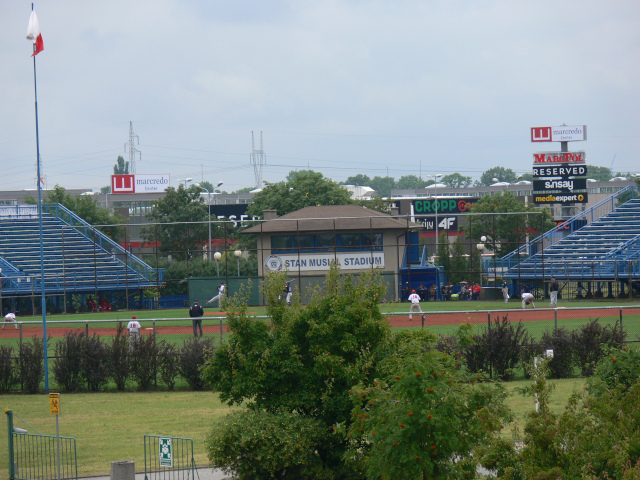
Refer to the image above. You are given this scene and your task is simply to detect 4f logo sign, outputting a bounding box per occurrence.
[159,438,172,467]
[531,127,552,142]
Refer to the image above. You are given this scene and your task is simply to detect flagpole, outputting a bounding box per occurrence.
[31,2,49,393]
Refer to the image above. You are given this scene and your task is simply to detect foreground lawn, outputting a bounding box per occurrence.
[1,377,587,478]
[1,391,238,478]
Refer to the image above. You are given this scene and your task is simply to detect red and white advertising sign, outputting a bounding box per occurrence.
[532,152,586,164]
[112,175,135,193]
[531,127,552,142]
[111,174,170,194]
[531,125,587,142]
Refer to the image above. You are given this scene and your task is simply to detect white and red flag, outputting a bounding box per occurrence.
[26,10,44,56]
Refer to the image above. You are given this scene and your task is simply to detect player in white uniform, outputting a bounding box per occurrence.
[408,289,424,321]
[3,311,18,330]
[207,283,226,311]
[521,291,535,309]
[127,316,141,352]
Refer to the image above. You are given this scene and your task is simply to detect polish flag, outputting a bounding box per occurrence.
[26,10,44,56]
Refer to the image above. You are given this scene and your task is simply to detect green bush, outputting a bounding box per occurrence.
[179,337,214,390]
[158,340,179,390]
[571,318,625,376]
[52,330,86,392]
[130,335,159,390]
[83,334,110,391]
[0,345,17,393]
[465,315,530,380]
[540,327,574,379]
[108,323,130,391]
[207,410,331,480]
[589,345,640,397]
[18,337,44,394]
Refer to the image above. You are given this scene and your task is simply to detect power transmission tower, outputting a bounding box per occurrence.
[250,131,266,188]
[124,121,141,174]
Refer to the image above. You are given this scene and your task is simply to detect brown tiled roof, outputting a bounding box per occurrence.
[241,205,419,234]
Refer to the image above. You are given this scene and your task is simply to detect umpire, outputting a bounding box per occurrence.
[189,300,204,337]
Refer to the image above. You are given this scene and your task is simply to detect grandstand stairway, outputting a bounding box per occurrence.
[0,207,158,295]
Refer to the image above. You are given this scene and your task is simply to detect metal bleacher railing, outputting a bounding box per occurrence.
[495,186,640,281]
[0,204,162,295]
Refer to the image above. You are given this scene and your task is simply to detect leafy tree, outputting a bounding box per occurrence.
[343,174,372,187]
[368,176,396,197]
[246,170,353,218]
[141,185,208,260]
[113,155,129,175]
[232,186,254,194]
[586,164,612,181]
[467,191,555,257]
[442,172,472,188]
[100,185,112,194]
[203,265,390,477]
[353,196,390,214]
[347,329,511,480]
[516,173,534,182]
[478,167,517,186]
[396,174,428,190]
[448,237,470,285]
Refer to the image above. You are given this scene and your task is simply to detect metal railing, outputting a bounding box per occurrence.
[144,435,197,480]
[6,410,78,480]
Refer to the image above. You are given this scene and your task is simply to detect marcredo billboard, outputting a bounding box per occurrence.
[111,174,170,194]
[531,125,587,142]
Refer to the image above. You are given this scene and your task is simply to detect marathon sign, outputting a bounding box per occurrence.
[533,178,587,193]
[111,174,170,194]
[531,125,587,142]
[533,152,586,164]
[533,165,587,177]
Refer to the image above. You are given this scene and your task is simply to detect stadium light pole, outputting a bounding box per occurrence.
[214,181,223,205]
[195,184,212,261]
[476,235,487,286]
[234,249,242,276]
[214,251,221,277]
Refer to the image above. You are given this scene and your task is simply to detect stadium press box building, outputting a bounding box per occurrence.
[241,205,422,302]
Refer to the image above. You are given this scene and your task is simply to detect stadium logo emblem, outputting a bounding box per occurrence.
[265,255,284,272]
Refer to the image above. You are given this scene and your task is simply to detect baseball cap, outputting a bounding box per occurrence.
[412,289,416,293]
[132,315,136,319]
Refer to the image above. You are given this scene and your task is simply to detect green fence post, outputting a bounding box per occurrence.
[6,409,15,480]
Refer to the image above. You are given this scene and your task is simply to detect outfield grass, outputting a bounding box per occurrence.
[0,377,586,478]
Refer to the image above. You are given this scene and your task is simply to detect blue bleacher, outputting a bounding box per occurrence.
[502,188,640,281]
[0,204,160,295]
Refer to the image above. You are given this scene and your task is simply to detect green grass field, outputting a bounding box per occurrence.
[0,377,586,479]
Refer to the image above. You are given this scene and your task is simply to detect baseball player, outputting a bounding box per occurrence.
[127,315,141,352]
[521,291,535,309]
[3,311,18,330]
[408,289,424,321]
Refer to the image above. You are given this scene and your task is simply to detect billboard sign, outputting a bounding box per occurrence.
[533,178,587,193]
[532,152,585,164]
[418,216,458,232]
[533,165,587,177]
[412,198,477,215]
[531,125,587,142]
[533,193,588,205]
[111,174,170,194]
[264,252,385,272]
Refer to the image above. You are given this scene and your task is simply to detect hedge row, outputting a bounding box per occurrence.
[444,316,625,380]
[0,323,214,393]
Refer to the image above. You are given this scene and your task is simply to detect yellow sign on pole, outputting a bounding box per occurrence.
[49,393,60,415]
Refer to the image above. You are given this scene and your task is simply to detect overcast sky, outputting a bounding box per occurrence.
[2,1,639,194]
